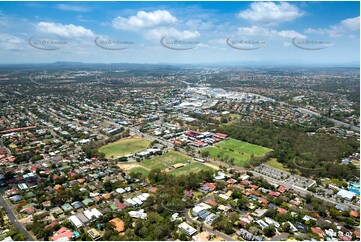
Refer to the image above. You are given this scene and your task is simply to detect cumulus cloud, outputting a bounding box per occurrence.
[305,16,360,37]
[144,27,200,40]
[238,2,304,25]
[36,22,95,38]
[112,10,199,41]
[112,10,177,31]
[238,26,305,39]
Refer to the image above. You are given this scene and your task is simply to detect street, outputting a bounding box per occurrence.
[0,195,34,241]
[184,208,236,241]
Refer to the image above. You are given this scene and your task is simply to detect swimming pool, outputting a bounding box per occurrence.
[348,182,360,195]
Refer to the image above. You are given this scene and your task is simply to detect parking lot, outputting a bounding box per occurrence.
[254,164,315,190]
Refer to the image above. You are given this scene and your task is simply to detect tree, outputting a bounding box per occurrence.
[263,225,276,237]
[13,234,26,241]
[237,197,249,210]
[282,222,291,233]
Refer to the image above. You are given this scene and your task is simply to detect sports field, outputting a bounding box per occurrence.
[201,138,272,167]
[98,136,151,158]
[170,162,215,176]
[216,138,272,156]
[141,150,190,170]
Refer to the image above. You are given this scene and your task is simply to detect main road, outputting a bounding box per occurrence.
[251,170,360,211]
[296,107,360,132]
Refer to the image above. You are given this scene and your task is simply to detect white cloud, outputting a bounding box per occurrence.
[56,4,91,12]
[144,27,200,41]
[340,16,360,31]
[36,22,95,38]
[305,16,360,37]
[237,26,305,39]
[112,10,199,42]
[0,34,24,50]
[112,10,177,31]
[238,2,304,25]
[185,19,213,31]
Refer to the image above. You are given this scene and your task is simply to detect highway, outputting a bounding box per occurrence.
[296,107,360,132]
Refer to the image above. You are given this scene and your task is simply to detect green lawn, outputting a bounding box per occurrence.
[98,137,151,158]
[202,138,272,167]
[141,150,190,170]
[265,158,290,172]
[215,138,272,156]
[170,162,215,176]
[129,167,149,176]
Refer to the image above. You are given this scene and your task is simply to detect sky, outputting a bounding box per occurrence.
[0,1,359,65]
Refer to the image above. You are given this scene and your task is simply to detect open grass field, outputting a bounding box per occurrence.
[202,138,272,167]
[141,150,190,170]
[129,167,150,176]
[170,162,215,176]
[98,136,151,158]
[265,158,290,172]
[215,138,272,156]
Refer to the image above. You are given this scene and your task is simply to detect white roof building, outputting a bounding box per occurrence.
[178,222,197,236]
[129,209,147,219]
[132,197,143,205]
[337,189,356,201]
[83,209,102,220]
[218,194,229,200]
[84,209,94,220]
[192,203,211,216]
[116,188,126,194]
[90,208,102,218]
[125,198,137,206]
[265,217,280,228]
[18,183,28,190]
[69,215,83,228]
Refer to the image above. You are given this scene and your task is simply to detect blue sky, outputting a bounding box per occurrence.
[0,1,359,65]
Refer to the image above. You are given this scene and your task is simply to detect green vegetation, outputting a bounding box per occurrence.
[170,162,215,176]
[201,138,272,167]
[99,137,151,158]
[141,151,190,170]
[216,138,272,156]
[218,121,359,179]
[265,158,291,172]
[129,167,149,176]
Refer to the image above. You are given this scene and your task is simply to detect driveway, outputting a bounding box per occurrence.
[271,233,289,241]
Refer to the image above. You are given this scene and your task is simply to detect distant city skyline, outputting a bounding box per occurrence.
[0,1,359,65]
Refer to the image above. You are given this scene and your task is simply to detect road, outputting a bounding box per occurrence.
[129,128,359,211]
[271,233,289,241]
[252,170,360,211]
[184,208,236,241]
[296,107,360,132]
[197,150,359,210]
[0,195,34,241]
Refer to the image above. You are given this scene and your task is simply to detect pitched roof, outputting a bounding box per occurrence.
[109,218,125,233]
